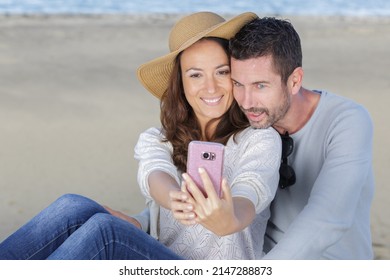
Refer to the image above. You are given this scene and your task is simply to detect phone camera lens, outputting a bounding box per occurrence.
[201,152,215,160]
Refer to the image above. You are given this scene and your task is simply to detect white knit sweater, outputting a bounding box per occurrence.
[134,126,281,259]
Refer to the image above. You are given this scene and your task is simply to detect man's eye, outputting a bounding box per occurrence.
[257,83,265,89]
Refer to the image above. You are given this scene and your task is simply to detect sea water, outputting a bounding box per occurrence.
[0,0,389,16]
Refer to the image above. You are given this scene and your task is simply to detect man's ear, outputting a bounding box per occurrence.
[289,67,303,95]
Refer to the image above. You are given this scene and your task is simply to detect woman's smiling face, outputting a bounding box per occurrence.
[180,39,233,130]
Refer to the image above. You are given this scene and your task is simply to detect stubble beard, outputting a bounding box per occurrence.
[243,91,291,129]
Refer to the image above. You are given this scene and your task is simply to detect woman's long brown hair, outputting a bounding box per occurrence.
[160,37,249,172]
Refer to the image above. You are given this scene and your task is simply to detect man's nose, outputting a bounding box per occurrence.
[236,88,253,109]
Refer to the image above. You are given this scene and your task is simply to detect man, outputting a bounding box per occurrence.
[228,17,374,259]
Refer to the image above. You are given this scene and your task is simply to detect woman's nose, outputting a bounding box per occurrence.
[206,78,217,94]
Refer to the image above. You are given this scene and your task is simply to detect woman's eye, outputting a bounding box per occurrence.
[218,69,230,75]
[189,73,201,78]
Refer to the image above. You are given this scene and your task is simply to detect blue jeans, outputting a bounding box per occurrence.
[0,194,182,260]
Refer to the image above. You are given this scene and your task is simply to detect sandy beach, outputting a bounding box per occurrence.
[0,14,389,259]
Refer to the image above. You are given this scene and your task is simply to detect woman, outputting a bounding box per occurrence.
[0,12,281,260]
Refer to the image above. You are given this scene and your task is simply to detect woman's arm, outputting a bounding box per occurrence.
[148,170,181,209]
[135,128,194,222]
[134,127,179,202]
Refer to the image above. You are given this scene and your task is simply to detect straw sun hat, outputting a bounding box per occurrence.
[136,11,258,99]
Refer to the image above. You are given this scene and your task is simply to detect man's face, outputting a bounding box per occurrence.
[231,55,290,129]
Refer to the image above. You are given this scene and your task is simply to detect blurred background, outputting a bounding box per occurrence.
[0,0,389,259]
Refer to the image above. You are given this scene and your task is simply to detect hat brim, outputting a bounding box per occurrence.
[137,12,258,99]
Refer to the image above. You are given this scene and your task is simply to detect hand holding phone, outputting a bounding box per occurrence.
[186,141,224,198]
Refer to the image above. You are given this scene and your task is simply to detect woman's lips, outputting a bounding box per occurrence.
[201,96,223,105]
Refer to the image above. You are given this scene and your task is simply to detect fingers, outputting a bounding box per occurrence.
[169,188,189,202]
[198,167,220,199]
[169,182,197,226]
[182,172,206,202]
[179,173,232,228]
[171,210,196,225]
[220,178,233,204]
[169,196,193,212]
[180,181,196,205]
[183,168,219,201]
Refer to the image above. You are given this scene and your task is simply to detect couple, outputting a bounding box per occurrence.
[0,11,374,260]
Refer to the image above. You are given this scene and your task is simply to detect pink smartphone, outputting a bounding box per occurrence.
[186,141,224,197]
